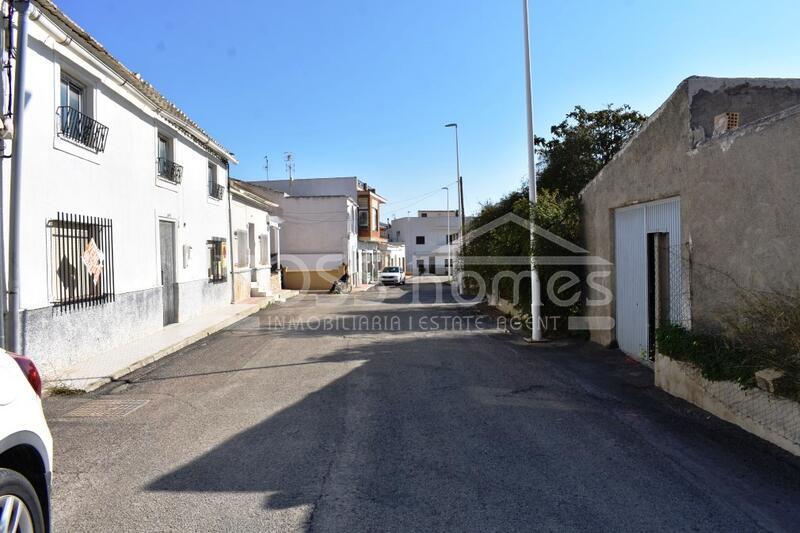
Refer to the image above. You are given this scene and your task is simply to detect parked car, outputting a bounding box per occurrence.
[379,266,406,285]
[0,351,53,533]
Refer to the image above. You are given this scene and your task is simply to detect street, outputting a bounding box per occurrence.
[45,279,800,532]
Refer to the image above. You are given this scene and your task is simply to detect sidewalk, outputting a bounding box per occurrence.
[45,290,298,393]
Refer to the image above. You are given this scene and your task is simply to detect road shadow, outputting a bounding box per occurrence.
[145,330,800,532]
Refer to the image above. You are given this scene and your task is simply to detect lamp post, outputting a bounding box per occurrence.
[523,0,542,341]
[444,123,464,290]
[442,186,452,280]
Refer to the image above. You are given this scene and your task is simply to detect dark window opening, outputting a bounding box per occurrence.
[415,236,425,245]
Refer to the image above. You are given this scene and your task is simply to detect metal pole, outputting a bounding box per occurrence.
[523,0,542,341]
[445,123,465,291]
[0,5,8,350]
[443,187,451,280]
[7,1,30,352]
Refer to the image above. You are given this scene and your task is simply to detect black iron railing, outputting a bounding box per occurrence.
[57,106,110,152]
[157,157,183,184]
[209,182,224,199]
[49,212,115,311]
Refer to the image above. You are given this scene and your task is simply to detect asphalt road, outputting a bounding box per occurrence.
[45,278,800,532]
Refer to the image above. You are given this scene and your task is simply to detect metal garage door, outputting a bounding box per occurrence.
[614,198,681,358]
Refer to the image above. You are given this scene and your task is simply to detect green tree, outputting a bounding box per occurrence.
[535,105,646,198]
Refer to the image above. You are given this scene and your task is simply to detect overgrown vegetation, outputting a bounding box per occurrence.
[656,324,755,386]
[657,289,800,401]
[46,384,84,396]
[461,105,646,332]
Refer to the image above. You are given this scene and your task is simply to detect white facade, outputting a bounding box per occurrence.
[229,180,282,301]
[274,195,359,287]
[252,177,386,286]
[1,4,237,374]
[389,211,469,275]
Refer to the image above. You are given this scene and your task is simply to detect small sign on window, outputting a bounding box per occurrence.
[82,238,105,286]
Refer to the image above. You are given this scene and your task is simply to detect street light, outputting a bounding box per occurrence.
[444,123,465,291]
[442,186,452,280]
[523,0,542,341]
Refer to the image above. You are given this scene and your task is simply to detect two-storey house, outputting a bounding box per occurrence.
[251,177,387,287]
[2,1,236,376]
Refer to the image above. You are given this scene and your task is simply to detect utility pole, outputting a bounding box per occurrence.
[442,186,451,280]
[7,1,30,352]
[445,123,464,290]
[523,0,542,341]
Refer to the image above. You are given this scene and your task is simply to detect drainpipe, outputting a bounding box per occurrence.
[6,0,30,352]
[225,164,235,304]
[0,2,8,350]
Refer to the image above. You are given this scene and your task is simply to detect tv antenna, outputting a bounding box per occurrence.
[263,155,269,181]
[284,152,295,181]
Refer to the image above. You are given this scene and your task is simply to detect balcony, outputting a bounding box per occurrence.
[209,183,225,200]
[56,106,109,153]
[157,157,183,184]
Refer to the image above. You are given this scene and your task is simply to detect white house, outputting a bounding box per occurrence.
[251,177,387,287]
[229,179,282,302]
[389,210,470,275]
[1,1,237,376]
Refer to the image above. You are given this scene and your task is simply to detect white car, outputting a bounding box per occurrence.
[0,351,53,533]
[379,266,406,285]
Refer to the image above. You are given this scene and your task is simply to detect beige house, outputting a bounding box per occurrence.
[580,76,800,358]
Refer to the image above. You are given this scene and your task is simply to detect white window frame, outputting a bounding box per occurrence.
[52,61,100,163]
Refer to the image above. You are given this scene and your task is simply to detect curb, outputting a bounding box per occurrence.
[48,292,297,394]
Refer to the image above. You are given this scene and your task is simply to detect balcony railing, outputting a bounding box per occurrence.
[157,157,183,184]
[56,106,109,153]
[209,183,225,200]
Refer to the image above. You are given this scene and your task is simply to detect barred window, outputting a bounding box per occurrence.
[207,238,227,283]
[49,212,115,310]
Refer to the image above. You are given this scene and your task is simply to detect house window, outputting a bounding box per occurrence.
[235,230,249,267]
[370,207,378,231]
[416,236,425,245]
[207,238,227,282]
[60,76,83,114]
[358,209,369,228]
[208,162,222,199]
[49,212,115,310]
[57,74,109,152]
[396,230,401,241]
[157,134,182,183]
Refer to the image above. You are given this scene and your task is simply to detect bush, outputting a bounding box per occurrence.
[657,289,800,401]
[460,187,582,331]
[722,290,800,400]
[656,324,755,387]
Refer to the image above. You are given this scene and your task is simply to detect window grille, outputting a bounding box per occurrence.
[49,212,115,310]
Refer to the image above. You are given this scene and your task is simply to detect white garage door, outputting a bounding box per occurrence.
[614,198,681,358]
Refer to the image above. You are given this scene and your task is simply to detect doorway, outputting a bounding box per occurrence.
[647,232,670,357]
[159,220,178,326]
[428,256,436,275]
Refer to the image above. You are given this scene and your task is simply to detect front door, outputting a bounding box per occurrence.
[428,256,436,275]
[159,220,178,325]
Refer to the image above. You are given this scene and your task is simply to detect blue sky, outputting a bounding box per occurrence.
[59,0,797,218]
